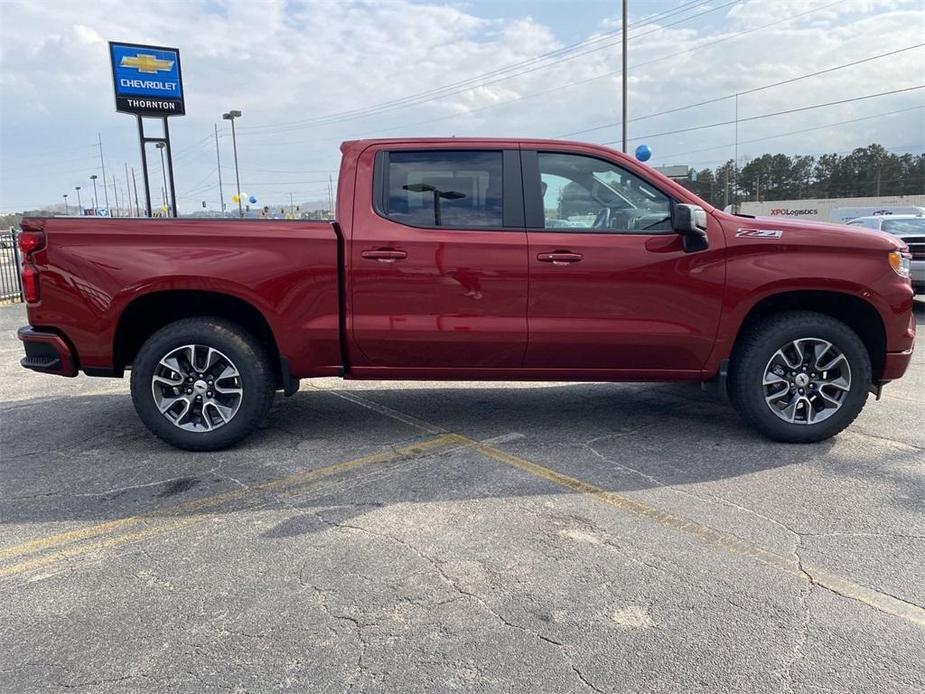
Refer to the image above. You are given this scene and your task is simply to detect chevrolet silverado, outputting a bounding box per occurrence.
[17,138,916,450]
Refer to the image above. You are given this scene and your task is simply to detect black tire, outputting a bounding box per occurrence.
[729,311,871,443]
[130,317,275,451]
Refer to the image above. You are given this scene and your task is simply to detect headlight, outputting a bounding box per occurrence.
[889,250,911,279]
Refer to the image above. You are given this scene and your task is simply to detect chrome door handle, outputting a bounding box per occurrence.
[537,252,583,265]
[361,249,407,263]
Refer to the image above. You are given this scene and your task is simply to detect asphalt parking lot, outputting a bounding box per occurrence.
[1,302,923,693]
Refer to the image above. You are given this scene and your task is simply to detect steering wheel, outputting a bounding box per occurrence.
[592,208,611,229]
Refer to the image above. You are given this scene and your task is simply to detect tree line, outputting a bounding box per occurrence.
[677,145,925,208]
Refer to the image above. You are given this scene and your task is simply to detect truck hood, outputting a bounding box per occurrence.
[724,212,906,252]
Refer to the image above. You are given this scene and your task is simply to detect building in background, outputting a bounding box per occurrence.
[730,194,925,223]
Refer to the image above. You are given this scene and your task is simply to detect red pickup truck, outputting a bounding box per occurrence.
[17,138,915,450]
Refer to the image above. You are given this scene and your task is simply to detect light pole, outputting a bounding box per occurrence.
[222,110,243,217]
[90,175,99,210]
[75,186,82,214]
[62,193,69,215]
[214,123,225,216]
[156,142,169,214]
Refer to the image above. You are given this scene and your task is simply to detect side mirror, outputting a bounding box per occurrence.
[672,203,709,252]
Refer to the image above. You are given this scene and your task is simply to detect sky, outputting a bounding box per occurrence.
[0,0,922,213]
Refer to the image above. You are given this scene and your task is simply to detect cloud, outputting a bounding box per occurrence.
[0,0,922,211]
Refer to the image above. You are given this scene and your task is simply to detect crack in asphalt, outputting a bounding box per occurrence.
[303,509,616,693]
[783,535,813,694]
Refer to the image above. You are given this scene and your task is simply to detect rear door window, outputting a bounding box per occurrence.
[378,150,505,228]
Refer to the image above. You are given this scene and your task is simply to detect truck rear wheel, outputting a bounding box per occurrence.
[729,311,871,443]
[130,318,274,451]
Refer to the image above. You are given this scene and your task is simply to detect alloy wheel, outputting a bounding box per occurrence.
[151,344,243,432]
[762,337,851,425]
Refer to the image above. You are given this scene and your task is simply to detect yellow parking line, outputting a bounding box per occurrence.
[0,434,458,574]
[320,390,925,628]
[0,517,143,562]
[0,519,203,578]
[456,433,925,628]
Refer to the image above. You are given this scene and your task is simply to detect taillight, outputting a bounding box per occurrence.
[18,231,46,255]
[18,230,46,303]
[21,262,39,302]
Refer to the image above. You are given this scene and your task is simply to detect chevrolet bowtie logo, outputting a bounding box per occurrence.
[120,53,174,74]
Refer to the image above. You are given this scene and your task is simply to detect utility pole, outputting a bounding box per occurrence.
[289,192,294,217]
[90,175,99,209]
[112,174,121,217]
[124,163,133,217]
[621,0,628,153]
[62,194,69,216]
[328,175,335,218]
[131,167,141,217]
[875,154,882,197]
[222,110,244,217]
[75,186,82,213]
[733,92,739,213]
[214,123,226,215]
[98,133,110,211]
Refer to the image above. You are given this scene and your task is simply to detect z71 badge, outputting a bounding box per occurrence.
[736,228,783,239]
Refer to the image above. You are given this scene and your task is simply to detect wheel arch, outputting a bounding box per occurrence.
[113,290,282,386]
[730,290,886,382]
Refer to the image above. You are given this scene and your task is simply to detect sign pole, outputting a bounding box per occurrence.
[110,41,185,219]
[136,116,153,217]
[163,117,179,217]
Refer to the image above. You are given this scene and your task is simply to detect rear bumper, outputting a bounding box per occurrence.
[18,326,78,377]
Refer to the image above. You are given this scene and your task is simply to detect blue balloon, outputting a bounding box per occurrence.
[635,144,652,162]
[248,195,257,204]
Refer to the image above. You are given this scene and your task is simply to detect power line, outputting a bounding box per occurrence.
[599,85,925,145]
[658,105,925,161]
[680,143,923,169]
[240,0,741,135]
[241,0,848,148]
[557,43,925,138]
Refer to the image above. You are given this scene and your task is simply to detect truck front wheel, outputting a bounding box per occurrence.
[130,318,275,451]
[729,311,871,443]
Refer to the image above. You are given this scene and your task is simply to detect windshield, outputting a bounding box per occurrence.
[882,218,925,235]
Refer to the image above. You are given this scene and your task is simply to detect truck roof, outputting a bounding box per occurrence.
[339,137,634,156]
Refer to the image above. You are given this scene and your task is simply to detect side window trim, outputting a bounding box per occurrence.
[521,149,544,229]
[373,150,389,214]
[371,148,525,231]
[522,148,676,235]
[502,149,525,228]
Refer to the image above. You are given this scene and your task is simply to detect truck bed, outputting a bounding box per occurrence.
[21,217,343,377]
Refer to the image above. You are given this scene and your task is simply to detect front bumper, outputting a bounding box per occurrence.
[881,348,914,382]
[911,259,924,294]
[18,326,77,377]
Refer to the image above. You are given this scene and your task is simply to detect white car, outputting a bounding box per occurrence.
[846,215,925,294]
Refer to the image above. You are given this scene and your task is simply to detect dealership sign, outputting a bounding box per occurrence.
[109,42,185,116]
